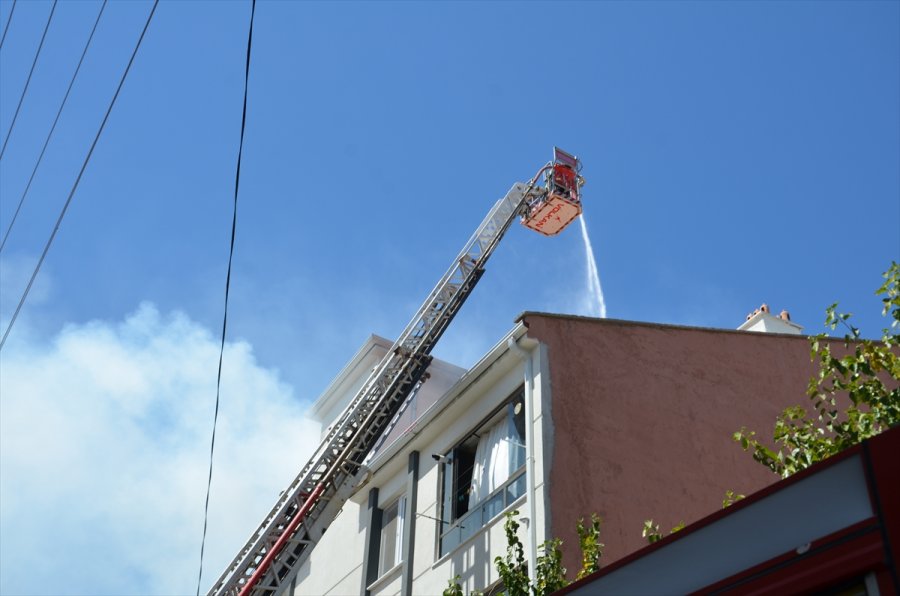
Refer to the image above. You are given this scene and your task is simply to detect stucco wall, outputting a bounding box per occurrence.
[521,314,824,573]
[291,495,365,596]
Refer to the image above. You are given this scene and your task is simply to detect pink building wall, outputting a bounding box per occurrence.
[521,314,828,573]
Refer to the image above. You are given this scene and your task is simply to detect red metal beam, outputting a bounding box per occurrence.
[238,483,326,596]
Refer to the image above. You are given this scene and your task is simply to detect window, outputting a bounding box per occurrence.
[379,495,406,576]
[438,388,527,556]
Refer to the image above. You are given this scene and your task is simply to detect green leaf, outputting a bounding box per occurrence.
[736,262,900,479]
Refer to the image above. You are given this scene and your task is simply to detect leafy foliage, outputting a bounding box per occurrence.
[575,514,603,580]
[443,575,464,596]
[641,519,682,545]
[735,262,900,478]
[484,511,605,594]
[533,539,568,595]
[722,489,745,508]
[641,520,661,544]
[494,511,530,596]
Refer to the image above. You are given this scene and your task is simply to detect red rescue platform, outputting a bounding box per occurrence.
[521,148,583,237]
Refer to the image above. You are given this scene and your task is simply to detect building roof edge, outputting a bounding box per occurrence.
[516,311,815,340]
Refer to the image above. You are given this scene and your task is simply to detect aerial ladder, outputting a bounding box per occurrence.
[209,148,584,596]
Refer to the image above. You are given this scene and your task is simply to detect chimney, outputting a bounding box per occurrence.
[737,303,802,335]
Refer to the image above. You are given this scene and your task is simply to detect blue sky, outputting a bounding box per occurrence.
[1,1,898,594]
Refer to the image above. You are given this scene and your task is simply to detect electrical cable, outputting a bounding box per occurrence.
[0,0,18,52]
[0,0,57,162]
[196,1,256,594]
[0,0,159,352]
[0,0,108,254]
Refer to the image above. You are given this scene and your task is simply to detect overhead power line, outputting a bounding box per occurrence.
[196,1,257,593]
[0,0,18,52]
[0,0,159,352]
[0,0,108,254]
[0,0,57,162]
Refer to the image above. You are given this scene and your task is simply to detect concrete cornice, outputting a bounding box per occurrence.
[309,334,392,422]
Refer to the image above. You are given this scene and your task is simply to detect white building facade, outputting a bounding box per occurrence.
[291,326,547,596]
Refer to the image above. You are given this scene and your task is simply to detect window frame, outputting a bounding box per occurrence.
[437,387,527,557]
[377,494,407,579]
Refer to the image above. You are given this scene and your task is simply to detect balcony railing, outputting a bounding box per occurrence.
[439,469,526,556]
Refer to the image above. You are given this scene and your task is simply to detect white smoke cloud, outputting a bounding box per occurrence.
[0,303,320,595]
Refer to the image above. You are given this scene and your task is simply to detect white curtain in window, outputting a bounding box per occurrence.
[468,418,511,509]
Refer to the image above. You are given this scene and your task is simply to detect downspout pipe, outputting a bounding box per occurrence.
[508,337,537,586]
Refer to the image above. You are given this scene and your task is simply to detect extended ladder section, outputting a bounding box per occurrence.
[209,179,545,596]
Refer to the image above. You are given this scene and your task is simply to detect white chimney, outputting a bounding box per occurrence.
[738,303,803,335]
